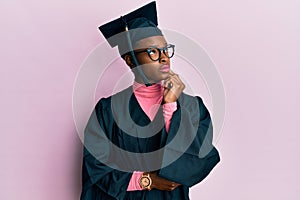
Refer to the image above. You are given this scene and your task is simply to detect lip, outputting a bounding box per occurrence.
[160,65,170,73]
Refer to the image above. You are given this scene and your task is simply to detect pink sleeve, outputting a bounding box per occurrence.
[127,171,143,191]
[162,102,177,132]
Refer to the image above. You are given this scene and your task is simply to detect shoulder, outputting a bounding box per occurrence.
[179,93,206,109]
[179,93,210,119]
[94,86,132,114]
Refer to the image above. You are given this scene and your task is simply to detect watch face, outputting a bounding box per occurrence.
[141,177,150,187]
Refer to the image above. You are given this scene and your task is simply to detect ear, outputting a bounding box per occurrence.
[124,54,135,69]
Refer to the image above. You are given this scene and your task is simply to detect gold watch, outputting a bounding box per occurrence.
[139,173,152,190]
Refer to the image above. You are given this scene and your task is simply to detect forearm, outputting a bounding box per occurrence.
[158,96,220,187]
[163,102,177,132]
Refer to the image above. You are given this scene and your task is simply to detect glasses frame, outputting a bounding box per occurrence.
[134,44,175,61]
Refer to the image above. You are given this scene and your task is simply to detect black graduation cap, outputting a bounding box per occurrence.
[99,1,162,50]
[98,1,163,86]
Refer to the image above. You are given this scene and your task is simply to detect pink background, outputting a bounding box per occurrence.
[1,0,299,199]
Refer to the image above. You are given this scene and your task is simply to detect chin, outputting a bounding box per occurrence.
[146,74,168,84]
[161,74,169,80]
[154,76,167,82]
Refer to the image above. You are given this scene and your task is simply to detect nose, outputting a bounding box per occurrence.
[159,50,169,64]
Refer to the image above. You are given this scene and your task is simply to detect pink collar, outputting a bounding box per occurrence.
[132,81,163,98]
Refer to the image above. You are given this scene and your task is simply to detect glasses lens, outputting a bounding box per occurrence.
[148,48,160,61]
[164,45,175,58]
[146,44,175,61]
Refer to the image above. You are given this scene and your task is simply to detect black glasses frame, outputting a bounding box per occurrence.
[134,44,175,61]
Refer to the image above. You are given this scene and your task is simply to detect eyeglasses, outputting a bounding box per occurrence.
[134,44,175,61]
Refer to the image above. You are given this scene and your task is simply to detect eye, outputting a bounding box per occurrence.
[163,46,168,52]
[148,48,158,55]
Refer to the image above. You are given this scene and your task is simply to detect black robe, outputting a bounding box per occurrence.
[80,86,220,200]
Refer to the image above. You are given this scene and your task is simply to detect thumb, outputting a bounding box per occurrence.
[163,88,169,97]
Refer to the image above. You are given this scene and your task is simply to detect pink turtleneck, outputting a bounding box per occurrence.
[126,81,177,191]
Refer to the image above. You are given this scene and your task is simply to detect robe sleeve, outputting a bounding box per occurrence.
[81,99,132,200]
[158,96,220,187]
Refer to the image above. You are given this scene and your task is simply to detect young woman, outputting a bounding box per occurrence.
[80,2,220,200]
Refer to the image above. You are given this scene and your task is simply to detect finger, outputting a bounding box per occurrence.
[168,70,175,75]
[169,77,180,86]
[171,74,181,84]
[167,79,181,92]
[168,182,180,190]
[169,73,184,86]
[164,75,178,86]
[163,79,173,89]
[163,74,173,83]
[163,88,169,96]
[164,73,181,88]
[168,75,185,90]
[167,73,182,85]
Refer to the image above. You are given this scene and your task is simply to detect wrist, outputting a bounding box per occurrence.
[163,98,176,104]
[139,172,152,190]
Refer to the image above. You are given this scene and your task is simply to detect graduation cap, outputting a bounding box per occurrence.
[98,1,163,86]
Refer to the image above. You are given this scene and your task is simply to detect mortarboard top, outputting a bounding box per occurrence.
[99,1,163,54]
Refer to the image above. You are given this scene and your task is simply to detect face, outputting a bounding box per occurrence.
[125,35,171,84]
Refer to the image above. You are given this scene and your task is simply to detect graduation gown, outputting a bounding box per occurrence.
[80,86,220,200]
